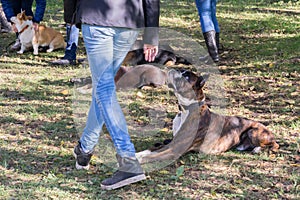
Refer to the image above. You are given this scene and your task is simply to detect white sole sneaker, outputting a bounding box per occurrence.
[73,150,90,170]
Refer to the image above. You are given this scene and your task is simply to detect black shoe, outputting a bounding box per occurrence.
[101,170,146,190]
[51,43,77,65]
[203,30,219,62]
[73,141,93,170]
[101,155,146,190]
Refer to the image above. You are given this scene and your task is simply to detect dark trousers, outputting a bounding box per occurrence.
[11,0,34,18]
[64,0,77,23]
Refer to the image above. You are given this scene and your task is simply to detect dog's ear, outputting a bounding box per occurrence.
[19,10,26,19]
[195,74,209,89]
[27,16,33,20]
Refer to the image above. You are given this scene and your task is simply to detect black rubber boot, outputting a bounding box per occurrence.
[101,154,146,190]
[216,32,220,52]
[203,30,219,62]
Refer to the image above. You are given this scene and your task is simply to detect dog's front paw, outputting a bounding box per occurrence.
[33,51,38,55]
[17,50,24,54]
[252,147,262,154]
[136,150,152,163]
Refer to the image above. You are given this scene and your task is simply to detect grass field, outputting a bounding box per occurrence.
[0,0,299,199]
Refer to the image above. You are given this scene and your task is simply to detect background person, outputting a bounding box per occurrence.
[1,0,46,50]
[195,0,220,62]
[50,0,79,65]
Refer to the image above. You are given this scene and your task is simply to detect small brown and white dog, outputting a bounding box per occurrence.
[10,11,66,55]
[136,69,279,164]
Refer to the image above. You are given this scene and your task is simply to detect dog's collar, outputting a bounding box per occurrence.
[180,100,205,111]
[19,25,30,34]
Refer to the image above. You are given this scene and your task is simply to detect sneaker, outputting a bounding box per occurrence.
[73,141,93,170]
[101,170,146,190]
[11,39,21,51]
[51,43,77,65]
[50,58,76,66]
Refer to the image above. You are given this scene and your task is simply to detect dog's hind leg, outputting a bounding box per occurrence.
[32,43,39,55]
[47,43,55,53]
[47,36,66,53]
[236,134,255,151]
[246,123,279,153]
[17,44,26,54]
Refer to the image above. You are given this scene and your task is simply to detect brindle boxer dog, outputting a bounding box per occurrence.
[136,69,279,164]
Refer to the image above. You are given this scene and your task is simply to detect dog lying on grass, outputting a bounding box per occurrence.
[10,11,66,55]
[73,64,168,93]
[123,48,191,66]
[116,64,167,90]
[136,69,279,164]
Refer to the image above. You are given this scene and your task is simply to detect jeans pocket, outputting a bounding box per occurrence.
[125,30,139,44]
[89,26,114,39]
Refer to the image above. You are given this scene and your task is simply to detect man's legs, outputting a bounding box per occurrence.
[74,24,145,190]
[79,25,139,157]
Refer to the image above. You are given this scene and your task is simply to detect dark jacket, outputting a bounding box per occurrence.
[74,0,160,45]
[1,0,46,23]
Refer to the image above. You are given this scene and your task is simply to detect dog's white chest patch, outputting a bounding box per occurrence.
[172,110,189,137]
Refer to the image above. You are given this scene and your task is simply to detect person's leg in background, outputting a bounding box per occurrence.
[0,5,12,33]
[10,0,22,50]
[51,24,79,65]
[51,0,79,65]
[211,0,221,52]
[21,0,34,17]
[195,0,219,62]
[74,24,145,190]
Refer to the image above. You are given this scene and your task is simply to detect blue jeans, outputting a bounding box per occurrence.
[195,0,220,33]
[79,24,139,158]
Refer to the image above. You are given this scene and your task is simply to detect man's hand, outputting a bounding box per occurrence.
[11,23,18,32]
[143,44,158,62]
